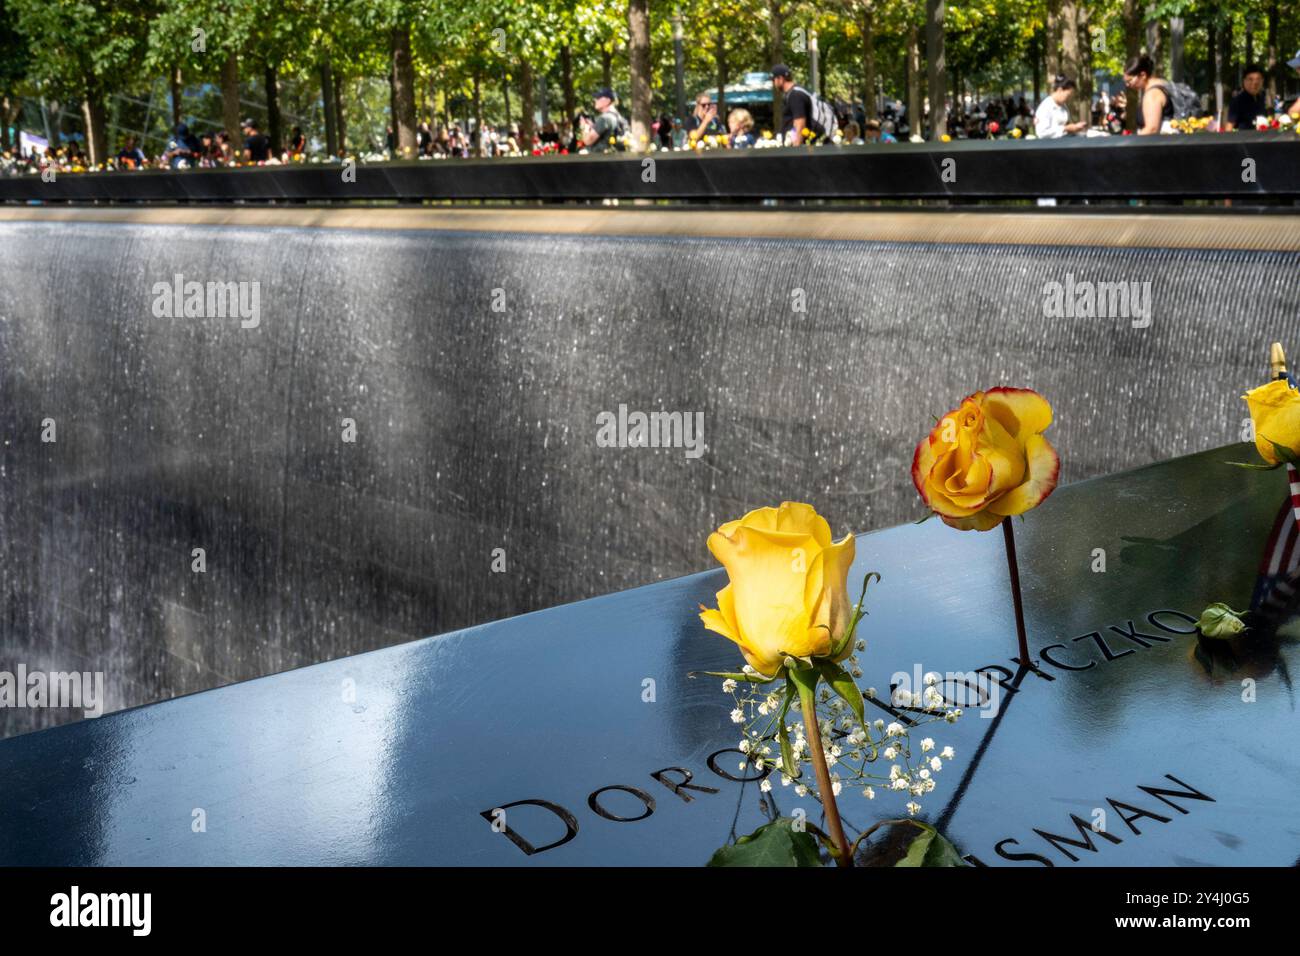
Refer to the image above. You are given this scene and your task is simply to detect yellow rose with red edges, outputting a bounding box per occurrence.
[1243,379,1300,466]
[912,388,1060,531]
[699,502,855,676]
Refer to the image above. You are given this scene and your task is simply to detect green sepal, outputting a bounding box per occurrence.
[776,682,799,780]
[688,670,778,684]
[819,660,865,726]
[830,571,881,659]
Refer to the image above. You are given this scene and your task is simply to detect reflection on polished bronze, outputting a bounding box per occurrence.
[0,445,1296,865]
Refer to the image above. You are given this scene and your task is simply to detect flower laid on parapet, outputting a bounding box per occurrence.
[912,387,1060,666]
[695,502,964,868]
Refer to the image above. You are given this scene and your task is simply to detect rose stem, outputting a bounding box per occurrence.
[1002,518,1031,667]
[799,686,853,867]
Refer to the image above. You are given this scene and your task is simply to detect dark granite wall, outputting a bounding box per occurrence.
[1,218,1295,736]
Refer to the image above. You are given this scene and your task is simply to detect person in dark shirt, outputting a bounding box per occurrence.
[1226,64,1269,131]
[116,136,146,169]
[579,88,627,153]
[241,119,271,162]
[288,126,307,156]
[771,64,826,144]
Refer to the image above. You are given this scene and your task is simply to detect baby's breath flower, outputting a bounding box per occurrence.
[906,801,921,816]
[941,746,955,759]
[921,738,935,752]
[862,786,875,800]
[760,779,772,793]
[883,746,897,760]
[930,756,943,772]
[795,784,808,797]
[831,781,843,796]
[722,679,737,693]
[885,722,904,738]
[729,708,744,724]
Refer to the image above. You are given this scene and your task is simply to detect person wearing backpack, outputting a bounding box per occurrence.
[1122,54,1188,134]
[580,88,628,154]
[772,65,834,145]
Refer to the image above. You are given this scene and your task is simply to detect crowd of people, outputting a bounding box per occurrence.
[6,50,1300,177]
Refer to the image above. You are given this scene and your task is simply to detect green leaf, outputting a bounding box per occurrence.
[787,664,820,709]
[819,661,865,726]
[1226,461,1282,470]
[896,822,968,868]
[707,818,823,867]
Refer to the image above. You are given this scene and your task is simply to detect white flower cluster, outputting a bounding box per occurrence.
[722,671,961,818]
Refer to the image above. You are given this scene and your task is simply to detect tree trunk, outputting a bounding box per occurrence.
[1078,4,1093,124]
[769,1,784,132]
[1265,2,1279,100]
[1145,5,1161,71]
[80,85,107,166]
[1213,16,1228,124]
[601,49,613,91]
[334,75,346,154]
[170,65,183,128]
[1123,0,1142,131]
[716,32,729,117]
[472,70,483,156]
[809,29,820,95]
[626,0,652,152]
[319,58,337,156]
[265,61,282,156]
[925,0,946,139]
[560,44,576,121]
[1170,17,1185,85]
[1059,0,1082,122]
[221,51,241,138]
[1045,0,1061,78]
[503,74,512,126]
[906,23,921,139]
[390,26,417,158]
[519,58,535,148]
[1030,30,1041,105]
[861,8,877,120]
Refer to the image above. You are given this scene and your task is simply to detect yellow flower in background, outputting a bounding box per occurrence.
[912,388,1060,531]
[699,502,855,676]
[1244,379,1300,465]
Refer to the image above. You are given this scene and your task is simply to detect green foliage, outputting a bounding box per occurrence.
[707,817,824,866]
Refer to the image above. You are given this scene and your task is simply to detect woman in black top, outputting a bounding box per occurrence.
[1122,55,1173,135]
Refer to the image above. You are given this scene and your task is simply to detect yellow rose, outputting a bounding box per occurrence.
[1243,379,1300,465]
[699,502,855,676]
[912,387,1060,531]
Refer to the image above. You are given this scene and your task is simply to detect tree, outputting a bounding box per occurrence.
[627,0,652,150]
[11,0,148,165]
[925,0,946,137]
